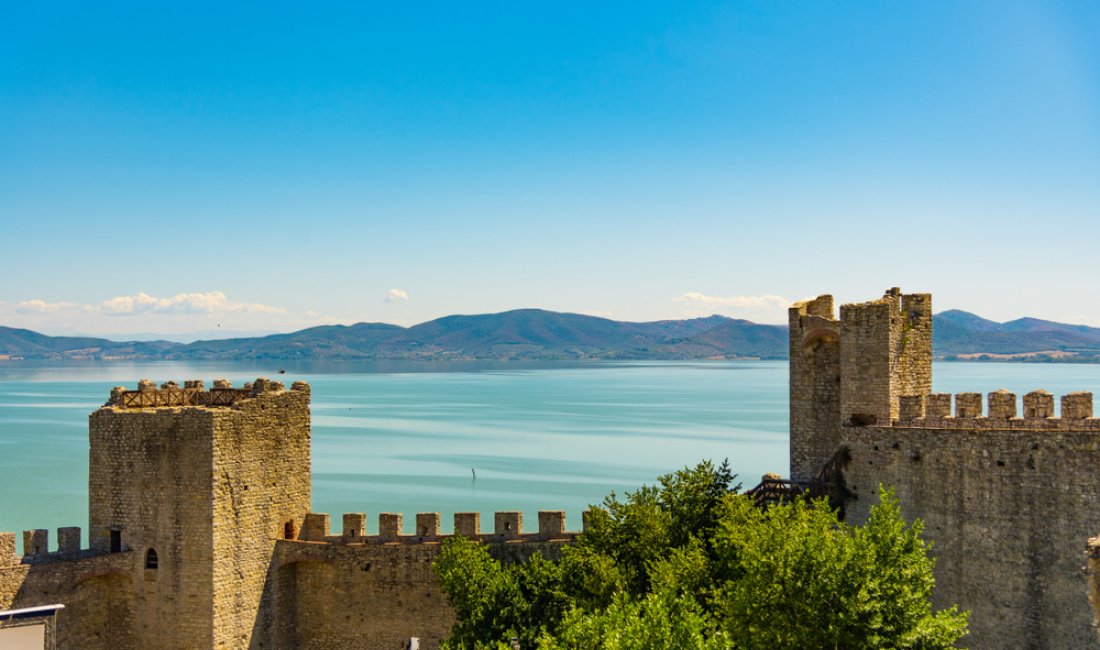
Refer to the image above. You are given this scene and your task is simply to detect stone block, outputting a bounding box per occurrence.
[415,513,440,539]
[899,395,924,420]
[538,511,565,539]
[988,389,1017,419]
[494,512,522,540]
[454,512,480,538]
[1024,390,1055,419]
[301,513,330,542]
[1063,392,1094,419]
[926,393,952,418]
[0,533,16,566]
[955,392,983,418]
[342,513,365,539]
[57,526,81,555]
[23,529,48,557]
[379,513,403,541]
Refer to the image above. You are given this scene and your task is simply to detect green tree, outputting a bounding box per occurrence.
[561,459,737,603]
[434,539,569,649]
[539,590,726,650]
[433,462,967,649]
[716,489,967,649]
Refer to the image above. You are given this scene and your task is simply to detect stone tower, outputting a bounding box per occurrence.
[789,288,931,481]
[788,294,841,483]
[87,378,311,649]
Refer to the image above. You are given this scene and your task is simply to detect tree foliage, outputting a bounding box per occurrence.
[433,461,967,649]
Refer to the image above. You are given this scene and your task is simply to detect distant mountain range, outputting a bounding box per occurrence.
[3,308,1100,362]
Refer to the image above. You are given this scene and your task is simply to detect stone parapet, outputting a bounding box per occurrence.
[102,377,308,410]
[302,510,584,546]
[893,390,1097,429]
[4,527,111,564]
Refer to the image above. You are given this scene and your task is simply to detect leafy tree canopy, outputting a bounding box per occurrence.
[433,460,967,649]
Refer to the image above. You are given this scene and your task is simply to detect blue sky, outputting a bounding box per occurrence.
[2,1,1098,339]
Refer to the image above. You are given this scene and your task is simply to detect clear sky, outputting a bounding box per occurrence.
[2,1,1098,340]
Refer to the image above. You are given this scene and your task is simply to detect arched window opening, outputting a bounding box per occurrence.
[145,548,158,569]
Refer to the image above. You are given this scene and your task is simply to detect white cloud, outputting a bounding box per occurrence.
[384,288,409,303]
[673,292,792,323]
[0,291,297,338]
[99,291,284,315]
[15,299,80,313]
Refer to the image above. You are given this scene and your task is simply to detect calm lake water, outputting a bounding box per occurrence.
[2,359,1100,549]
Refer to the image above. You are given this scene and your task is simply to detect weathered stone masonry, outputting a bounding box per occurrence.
[1,378,580,649]
[791,288,1100,649]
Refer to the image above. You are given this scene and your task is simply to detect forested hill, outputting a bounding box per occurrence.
[165,310,789,360]
[3,308,1100,361]
[933,310,1100,360]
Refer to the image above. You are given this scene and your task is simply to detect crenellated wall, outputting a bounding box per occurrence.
[0,530,137,649]
[895,390,1096,428]
[2,379,585,650]
[841,418,1100,649]
[258,510,583,649]
[862,388,1098,647]
[786,289,1100,647]
[293,510,579,545]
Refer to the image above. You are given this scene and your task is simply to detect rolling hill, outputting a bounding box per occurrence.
[3,308,1100,361]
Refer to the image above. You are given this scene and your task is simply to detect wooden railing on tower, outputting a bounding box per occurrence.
[745,448,851,515]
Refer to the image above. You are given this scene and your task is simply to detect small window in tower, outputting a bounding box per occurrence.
[110,529,122,553]
[284,519,297,540]
[145,548,158,569]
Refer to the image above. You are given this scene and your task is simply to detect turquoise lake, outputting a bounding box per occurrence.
[2,360,1100,549]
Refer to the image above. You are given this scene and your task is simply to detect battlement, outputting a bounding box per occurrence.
[291,510,582,546]
[102,377,310,409]
[838,287,932,327]
[0,528,106,567]
[893,390,1098,429]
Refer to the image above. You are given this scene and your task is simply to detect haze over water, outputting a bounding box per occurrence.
[2,360,1100,549]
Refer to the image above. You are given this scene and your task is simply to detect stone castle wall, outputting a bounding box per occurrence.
[791,288,1100,648]
[265,510,577,649]
[1,378,580,650]
[841,394,1100,648]
[0,531,136,649]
